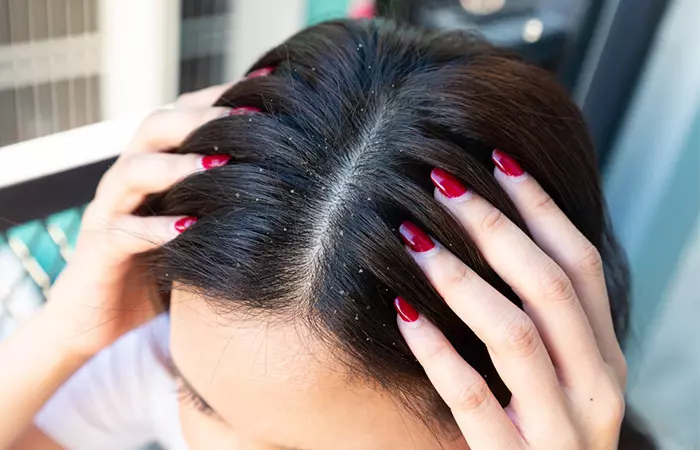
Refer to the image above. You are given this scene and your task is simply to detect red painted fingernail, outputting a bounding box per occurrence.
[430,168,470,199]
[399,221,435,253]
[229,106,262,116]
[394,297,420,323]
[492,150,525,177]
[246,67,274,78]
[200,154,231,170]
[174,216,198,233]
[349,1,376,18]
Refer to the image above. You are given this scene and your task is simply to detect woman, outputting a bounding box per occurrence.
[2,19,652,449]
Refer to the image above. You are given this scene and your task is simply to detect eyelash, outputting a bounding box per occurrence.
[176,376,304,450]
[176,377,215,416]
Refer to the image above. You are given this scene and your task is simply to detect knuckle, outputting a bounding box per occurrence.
[450,378,490,413]
[116,156,142,187]
[481,208,509,234]
[592,382,626,434]
[95,158,129,197]
[162,154,183,174]
[94,172,112,198]
[539,262,577,305]
[81,202,104,227]
[138,109,190,135]
[528,190,556,213]
[500,313,540,358]
[142,109,167,127]
[175,92,196,106]
[577,243,604,276]
[422,339,454,364]
[443,261,473,290]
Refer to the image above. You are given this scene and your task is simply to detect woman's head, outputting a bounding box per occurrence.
[145,19,629,449]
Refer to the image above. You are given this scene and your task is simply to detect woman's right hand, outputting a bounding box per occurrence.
[3,83,254,450]
[46,84,236,357]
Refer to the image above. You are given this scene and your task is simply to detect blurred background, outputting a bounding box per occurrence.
[0,0,697,448]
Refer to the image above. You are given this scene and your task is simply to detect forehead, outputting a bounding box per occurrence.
[169,289,461,450]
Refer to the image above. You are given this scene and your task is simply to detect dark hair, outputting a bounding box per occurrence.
[144,18,652,448]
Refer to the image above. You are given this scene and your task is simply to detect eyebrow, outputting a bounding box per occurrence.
[168,357,222,416]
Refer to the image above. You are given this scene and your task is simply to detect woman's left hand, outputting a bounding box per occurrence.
[395,150,627,450]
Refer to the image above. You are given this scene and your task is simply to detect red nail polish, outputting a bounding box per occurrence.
[399,221,435,253]
[229,106,262,116]
[349,2,376,18]
[246,67,274,78]
[200,155,231,169]
[174,216,198,233]
[394,297,420,323]
[492,150,525,177]
[430,168,469,198]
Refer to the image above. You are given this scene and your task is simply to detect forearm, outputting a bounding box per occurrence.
[0,304,95,448]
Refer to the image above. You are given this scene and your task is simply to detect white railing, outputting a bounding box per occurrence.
[0,114,146,190]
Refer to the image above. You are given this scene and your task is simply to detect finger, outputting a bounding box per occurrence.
[125,106,232,154]
[398,223,569,429]
[430,168,605,388]
[175,82,237,108]
[94,153,229,215]
[393,299,522,449]
[174,66,274,108]
[95,215,197,257]
[491,150,625,384]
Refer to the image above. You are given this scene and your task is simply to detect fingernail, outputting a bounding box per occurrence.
[394,297,420,323]
[430,168,471,199]
[199,154,231,170]
[349,2,376,18]
[399,221,435,253]
[229,106,262,116]
[246,67,275,78]
[492,150,525,177]
[174,216,198,233]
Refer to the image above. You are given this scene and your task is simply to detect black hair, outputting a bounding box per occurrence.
[144,18,653,449]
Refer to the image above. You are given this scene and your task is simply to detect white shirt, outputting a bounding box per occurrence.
[35,314,188,450]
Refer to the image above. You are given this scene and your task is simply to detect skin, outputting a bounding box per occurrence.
[3,80,626,450]
[170,291,466,449]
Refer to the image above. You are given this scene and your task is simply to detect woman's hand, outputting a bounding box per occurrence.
[395,150,627,449]
[2,83,243,449]
[46,83,236,357]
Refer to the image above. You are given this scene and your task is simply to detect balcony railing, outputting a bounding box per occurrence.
[0,116,143,336]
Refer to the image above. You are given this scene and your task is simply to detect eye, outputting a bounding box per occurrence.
[176,376,215,417]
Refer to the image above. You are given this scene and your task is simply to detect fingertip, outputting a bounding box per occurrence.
[394,295,420,318]
[197,154,231,170]
[173,216,198,234]
[433,186,473,206]
[212,107,234,120]
[492,150,529,184]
